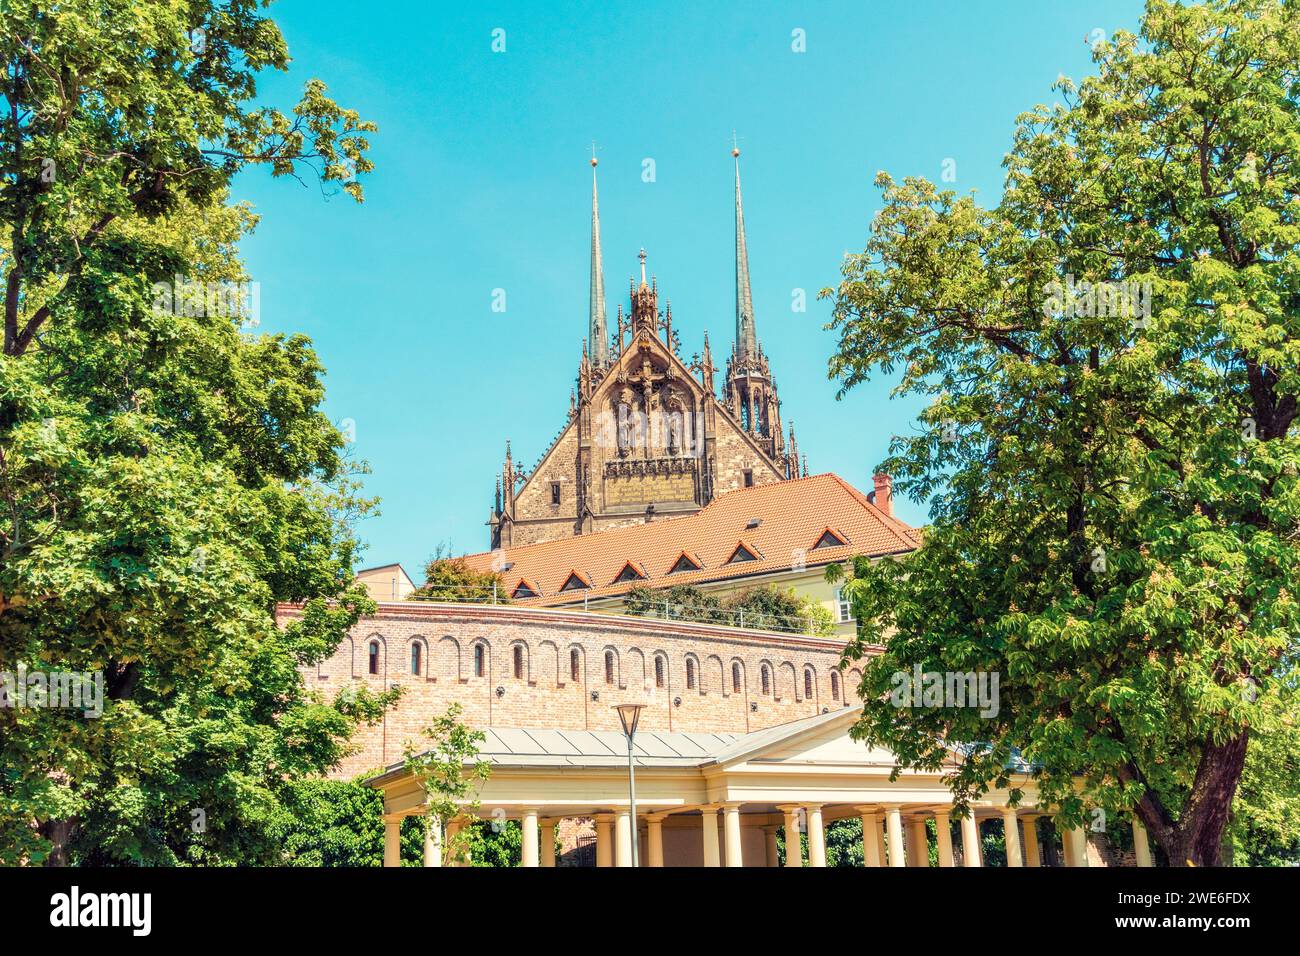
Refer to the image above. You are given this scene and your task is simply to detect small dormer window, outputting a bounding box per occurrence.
[561,571,589,592]
[614,562,646,584]
[727,543,759,564]
[668,553,701,574]
[512,579,538,599]
[812,528,848,550]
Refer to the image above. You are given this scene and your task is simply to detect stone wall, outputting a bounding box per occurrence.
[282,601,867,780]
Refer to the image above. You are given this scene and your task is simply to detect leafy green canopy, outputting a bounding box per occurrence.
[409,544,509,604]
[0,1,383,864]
[826,0,1299,866]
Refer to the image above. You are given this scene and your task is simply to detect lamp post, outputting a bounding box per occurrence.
[614,702,644,867]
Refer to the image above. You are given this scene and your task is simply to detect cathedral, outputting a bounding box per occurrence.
[489,149,804,549]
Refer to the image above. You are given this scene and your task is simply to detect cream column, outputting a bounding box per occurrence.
[1002,808,1023,868]
[520,809,540,868]
[764,828,779,867]
[382,814,402,868]
[540,819,556,868]
[614,810,633,867]
[1133,819,1152,868]
[934,813,955,867]
[780,806,803,867]
[1067,826,1090,867]
[445,819,463,867]
[876,818,888,866]
[858,810,882,867]
[884,805,906,868]
[700,805,721,868]
[594,814,613,868]
[907,817,929,867]
[960,813,983,867]
[646,814,666,868]
[723,804,744,867]
[805,805,826,868]
[1022,815,1041,868]
[423,814,442,868]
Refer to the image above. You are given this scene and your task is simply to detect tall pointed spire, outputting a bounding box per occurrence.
[588,151,609,366]
[733,144,758,361]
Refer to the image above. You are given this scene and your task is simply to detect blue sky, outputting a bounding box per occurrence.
[233,0,1147,577]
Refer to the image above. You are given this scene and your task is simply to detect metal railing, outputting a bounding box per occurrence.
[398,583,830,636]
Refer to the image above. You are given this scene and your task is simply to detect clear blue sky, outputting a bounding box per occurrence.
[233,0,1146,577]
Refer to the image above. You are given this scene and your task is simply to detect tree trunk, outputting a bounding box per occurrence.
[38,819,76,867]
[1139,729,1249,867]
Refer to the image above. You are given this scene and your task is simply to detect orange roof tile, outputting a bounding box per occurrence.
[460,473,920,606]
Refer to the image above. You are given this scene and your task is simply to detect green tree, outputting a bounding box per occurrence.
[0,1,382,865]
[402,703,492,866]
[825,0,1299,866]
[409,543,508,604]
[274,779,385,868]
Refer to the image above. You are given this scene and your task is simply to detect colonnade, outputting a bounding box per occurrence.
[382,803,1155,868]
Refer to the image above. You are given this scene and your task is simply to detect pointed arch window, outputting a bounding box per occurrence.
[732,662,742,693]
[570,648,581,682]
[804,668,814,699]
[761,664,771,696]
[410,642,422,676]
[831,671,841,701]
[513,645,524,680]
[655,656,665,689]
[367,641,380,675]
[473,643,485,678]
[604,650,615,685]
[686,658,697,690]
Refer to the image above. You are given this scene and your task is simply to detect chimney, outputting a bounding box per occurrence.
[872,473,893,517]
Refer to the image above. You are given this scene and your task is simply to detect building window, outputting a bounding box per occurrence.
[474,643,485,678]
[367,641,379,675]
[804,669,814,699]
[835,587,853,623]
[551,481,561,505]
[410,643,421,676]
[814,529,849,550]
[571,648,581,682]
[513,645,524,680]
[605,650,614,685]
[831,671,840,701]
[655,656,665,688]
[686,658,696,690]
[743,469,754,488]
[761,664,771,695]
[732,662,742,693]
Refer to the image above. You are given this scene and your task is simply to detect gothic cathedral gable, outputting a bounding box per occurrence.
[489,150,804,549]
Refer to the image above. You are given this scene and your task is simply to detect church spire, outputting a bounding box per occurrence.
[589,152,609,367]
[733,144,758,361]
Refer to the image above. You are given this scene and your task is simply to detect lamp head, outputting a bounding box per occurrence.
[614,702,644,739]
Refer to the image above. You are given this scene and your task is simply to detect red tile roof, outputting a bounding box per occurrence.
[460,473,920,606]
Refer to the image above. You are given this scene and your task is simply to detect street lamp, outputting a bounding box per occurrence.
[614,702,644,867]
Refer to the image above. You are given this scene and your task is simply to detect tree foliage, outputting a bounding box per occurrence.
[409,543,508,604]
[0,1,383,865]
[401,702,492,867]
[622,583,835,636]
[826,0,1299,866]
